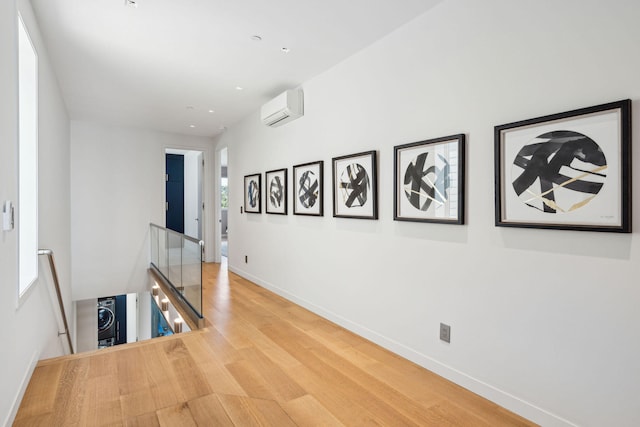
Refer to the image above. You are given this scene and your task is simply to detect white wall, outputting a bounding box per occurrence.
[218,1,640,425]
[75,299,97,353]
[0,0,71,425]
[70,121,214,301]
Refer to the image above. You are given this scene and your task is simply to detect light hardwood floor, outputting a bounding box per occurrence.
[15,261,536,426]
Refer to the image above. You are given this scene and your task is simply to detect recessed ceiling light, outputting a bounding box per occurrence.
[235,86,244,91]
[281,47,290,53]
[208,109,215,113]
[189,124,196,128]
[250,35,262,42]
[124,0,138,8]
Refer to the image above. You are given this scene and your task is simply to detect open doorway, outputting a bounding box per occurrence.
[165,148,204,240]
[219,148,228,258]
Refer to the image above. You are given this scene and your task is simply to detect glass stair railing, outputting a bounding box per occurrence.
[149,223,204,326]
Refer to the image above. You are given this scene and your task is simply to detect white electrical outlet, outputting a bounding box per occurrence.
[440,323,451,343]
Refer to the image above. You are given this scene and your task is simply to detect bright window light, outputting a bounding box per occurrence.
[18,13,38,298]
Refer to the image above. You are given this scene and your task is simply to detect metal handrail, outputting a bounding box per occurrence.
[150,223,203,246]
[38,249,74,355]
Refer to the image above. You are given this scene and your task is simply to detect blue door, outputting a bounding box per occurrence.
[114,294,127,345]
[166,154,184,233]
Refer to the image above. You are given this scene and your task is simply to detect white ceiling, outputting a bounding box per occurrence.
[30,0,442,137]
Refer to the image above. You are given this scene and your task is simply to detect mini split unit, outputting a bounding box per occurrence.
[261,88,304,127]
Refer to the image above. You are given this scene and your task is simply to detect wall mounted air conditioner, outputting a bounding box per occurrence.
[261,89,304,127]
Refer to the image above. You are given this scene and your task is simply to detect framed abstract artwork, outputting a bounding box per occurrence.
[394,134,465,224]
[265,168,288,215]
[243,173,261,214]
[293,160,323,216]
[495,99,631,232]
[332,150,378,219]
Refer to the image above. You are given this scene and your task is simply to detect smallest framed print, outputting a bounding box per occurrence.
[265,168,288,215]
[332,150,378,220]
[293,160,324,216]
[394,134,465,224]
[244,173,261,214]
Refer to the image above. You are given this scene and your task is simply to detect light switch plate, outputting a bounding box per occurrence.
[2,201,14,231]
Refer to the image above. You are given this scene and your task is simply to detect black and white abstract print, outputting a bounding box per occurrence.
[298,170,319,208]
[293,161,323,216]
[394,137,462,223]
[403,152,450,211]
[511,130,607,214]
[269,176,284,208]
[332,151,377,219]
[247,179,259,208]
[338,163,370,208]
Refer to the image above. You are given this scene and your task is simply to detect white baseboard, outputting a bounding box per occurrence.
[228,264,578,427]
[3,351,39,427]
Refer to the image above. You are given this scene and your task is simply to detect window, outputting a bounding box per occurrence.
[18,14,38,298]
[220,177,228,208]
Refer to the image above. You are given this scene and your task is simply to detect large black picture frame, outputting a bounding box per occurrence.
[495,99,631,232]
[394,134,465,224]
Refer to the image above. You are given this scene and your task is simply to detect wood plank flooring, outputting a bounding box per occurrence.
[15,261,537,426]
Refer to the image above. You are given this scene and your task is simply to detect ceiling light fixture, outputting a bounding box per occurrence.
[208,109,215,113]
[281,47,290,53]
[124,0,138,8]
[189,124,196,128]
[250,35,262,42]
[235,86,244,91]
